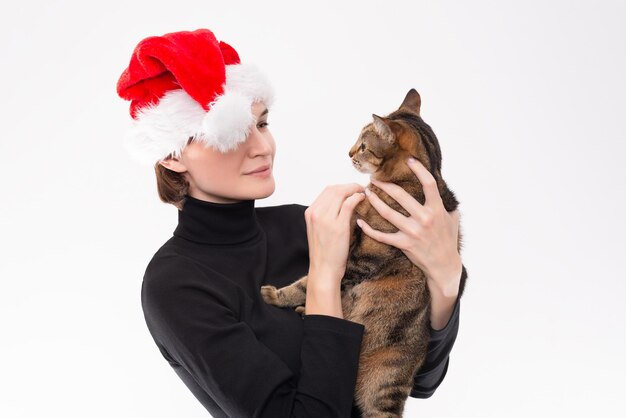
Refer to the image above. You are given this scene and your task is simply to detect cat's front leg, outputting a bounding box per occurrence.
[260,275,308,308]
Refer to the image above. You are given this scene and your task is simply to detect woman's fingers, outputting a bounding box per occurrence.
[363,184,413,232]
[304,183,367,282]
[369,179,422,219]
[405,157,444,210]
[355,217,400,247]
[309,183,365,219]
[339,191,366,222]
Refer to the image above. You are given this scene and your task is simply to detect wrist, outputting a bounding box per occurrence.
[428,261,461,330]
[427,256,462,298]
[307,279,342,304]
[306,270,343,318]
[308,265,343,288]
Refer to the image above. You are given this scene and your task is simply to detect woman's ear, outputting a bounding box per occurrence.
[158,157,188,173]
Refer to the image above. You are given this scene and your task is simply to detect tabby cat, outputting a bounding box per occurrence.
[261,88,468,417]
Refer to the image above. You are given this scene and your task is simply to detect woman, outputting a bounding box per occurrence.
[117,28,463,417]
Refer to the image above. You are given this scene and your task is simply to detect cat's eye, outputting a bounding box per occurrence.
[360,143,366,151]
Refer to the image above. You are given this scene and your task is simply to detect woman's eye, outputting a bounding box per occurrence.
[258,121,270,129]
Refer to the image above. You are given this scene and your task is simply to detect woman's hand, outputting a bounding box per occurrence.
[305,183,366,287]
[356,157,462,298]
[304,183,365,318]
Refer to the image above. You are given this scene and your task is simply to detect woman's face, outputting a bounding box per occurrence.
[160,101,276,203]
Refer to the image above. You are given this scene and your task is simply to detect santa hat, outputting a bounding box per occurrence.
[116,28,275,165]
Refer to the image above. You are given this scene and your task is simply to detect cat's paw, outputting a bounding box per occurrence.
[295,305,306,316]
[260,285,281,305]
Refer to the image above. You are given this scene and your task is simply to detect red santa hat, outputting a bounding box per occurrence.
[116,28,275,165]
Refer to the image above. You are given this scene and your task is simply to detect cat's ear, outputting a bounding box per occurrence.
[398,88,421,115]
[372,114,395,144]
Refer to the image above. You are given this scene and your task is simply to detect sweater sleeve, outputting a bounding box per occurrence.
[409,264,464,398]
[142,256,364,418]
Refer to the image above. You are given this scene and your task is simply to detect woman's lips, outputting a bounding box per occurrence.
[246,166,271,177]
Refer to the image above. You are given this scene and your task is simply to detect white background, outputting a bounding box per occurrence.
[1,0,625,417]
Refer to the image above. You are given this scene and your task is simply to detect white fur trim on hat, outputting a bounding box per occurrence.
[123,62,275,165]
[200,91,255,153]
[223,62,275,107]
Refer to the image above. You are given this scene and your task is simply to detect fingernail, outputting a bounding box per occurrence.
[356,219,363,228]
[407,157,416,164]
[364,187,371,196]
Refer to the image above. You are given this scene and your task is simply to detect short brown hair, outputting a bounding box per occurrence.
[154,162,188,210]
[154,137,194,210]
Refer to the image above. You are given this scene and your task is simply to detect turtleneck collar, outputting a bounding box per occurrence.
[173,194,263,245]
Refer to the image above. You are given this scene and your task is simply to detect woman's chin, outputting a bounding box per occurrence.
[247,179,275,199]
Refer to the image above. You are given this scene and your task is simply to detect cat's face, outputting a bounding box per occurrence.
[349,88,434,178]
[349,117,397,174]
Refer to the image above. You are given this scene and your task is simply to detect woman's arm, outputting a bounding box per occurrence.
[428,256,463,330]
[142,256,364,418]
[410,264,466,398]
[303,183,366,320]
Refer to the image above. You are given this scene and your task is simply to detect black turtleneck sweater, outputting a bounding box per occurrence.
[140,195,461,418]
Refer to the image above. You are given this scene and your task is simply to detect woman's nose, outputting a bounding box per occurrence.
[247,125,273,153]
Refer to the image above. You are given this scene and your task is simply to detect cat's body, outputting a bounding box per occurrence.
[261,89,468,417]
